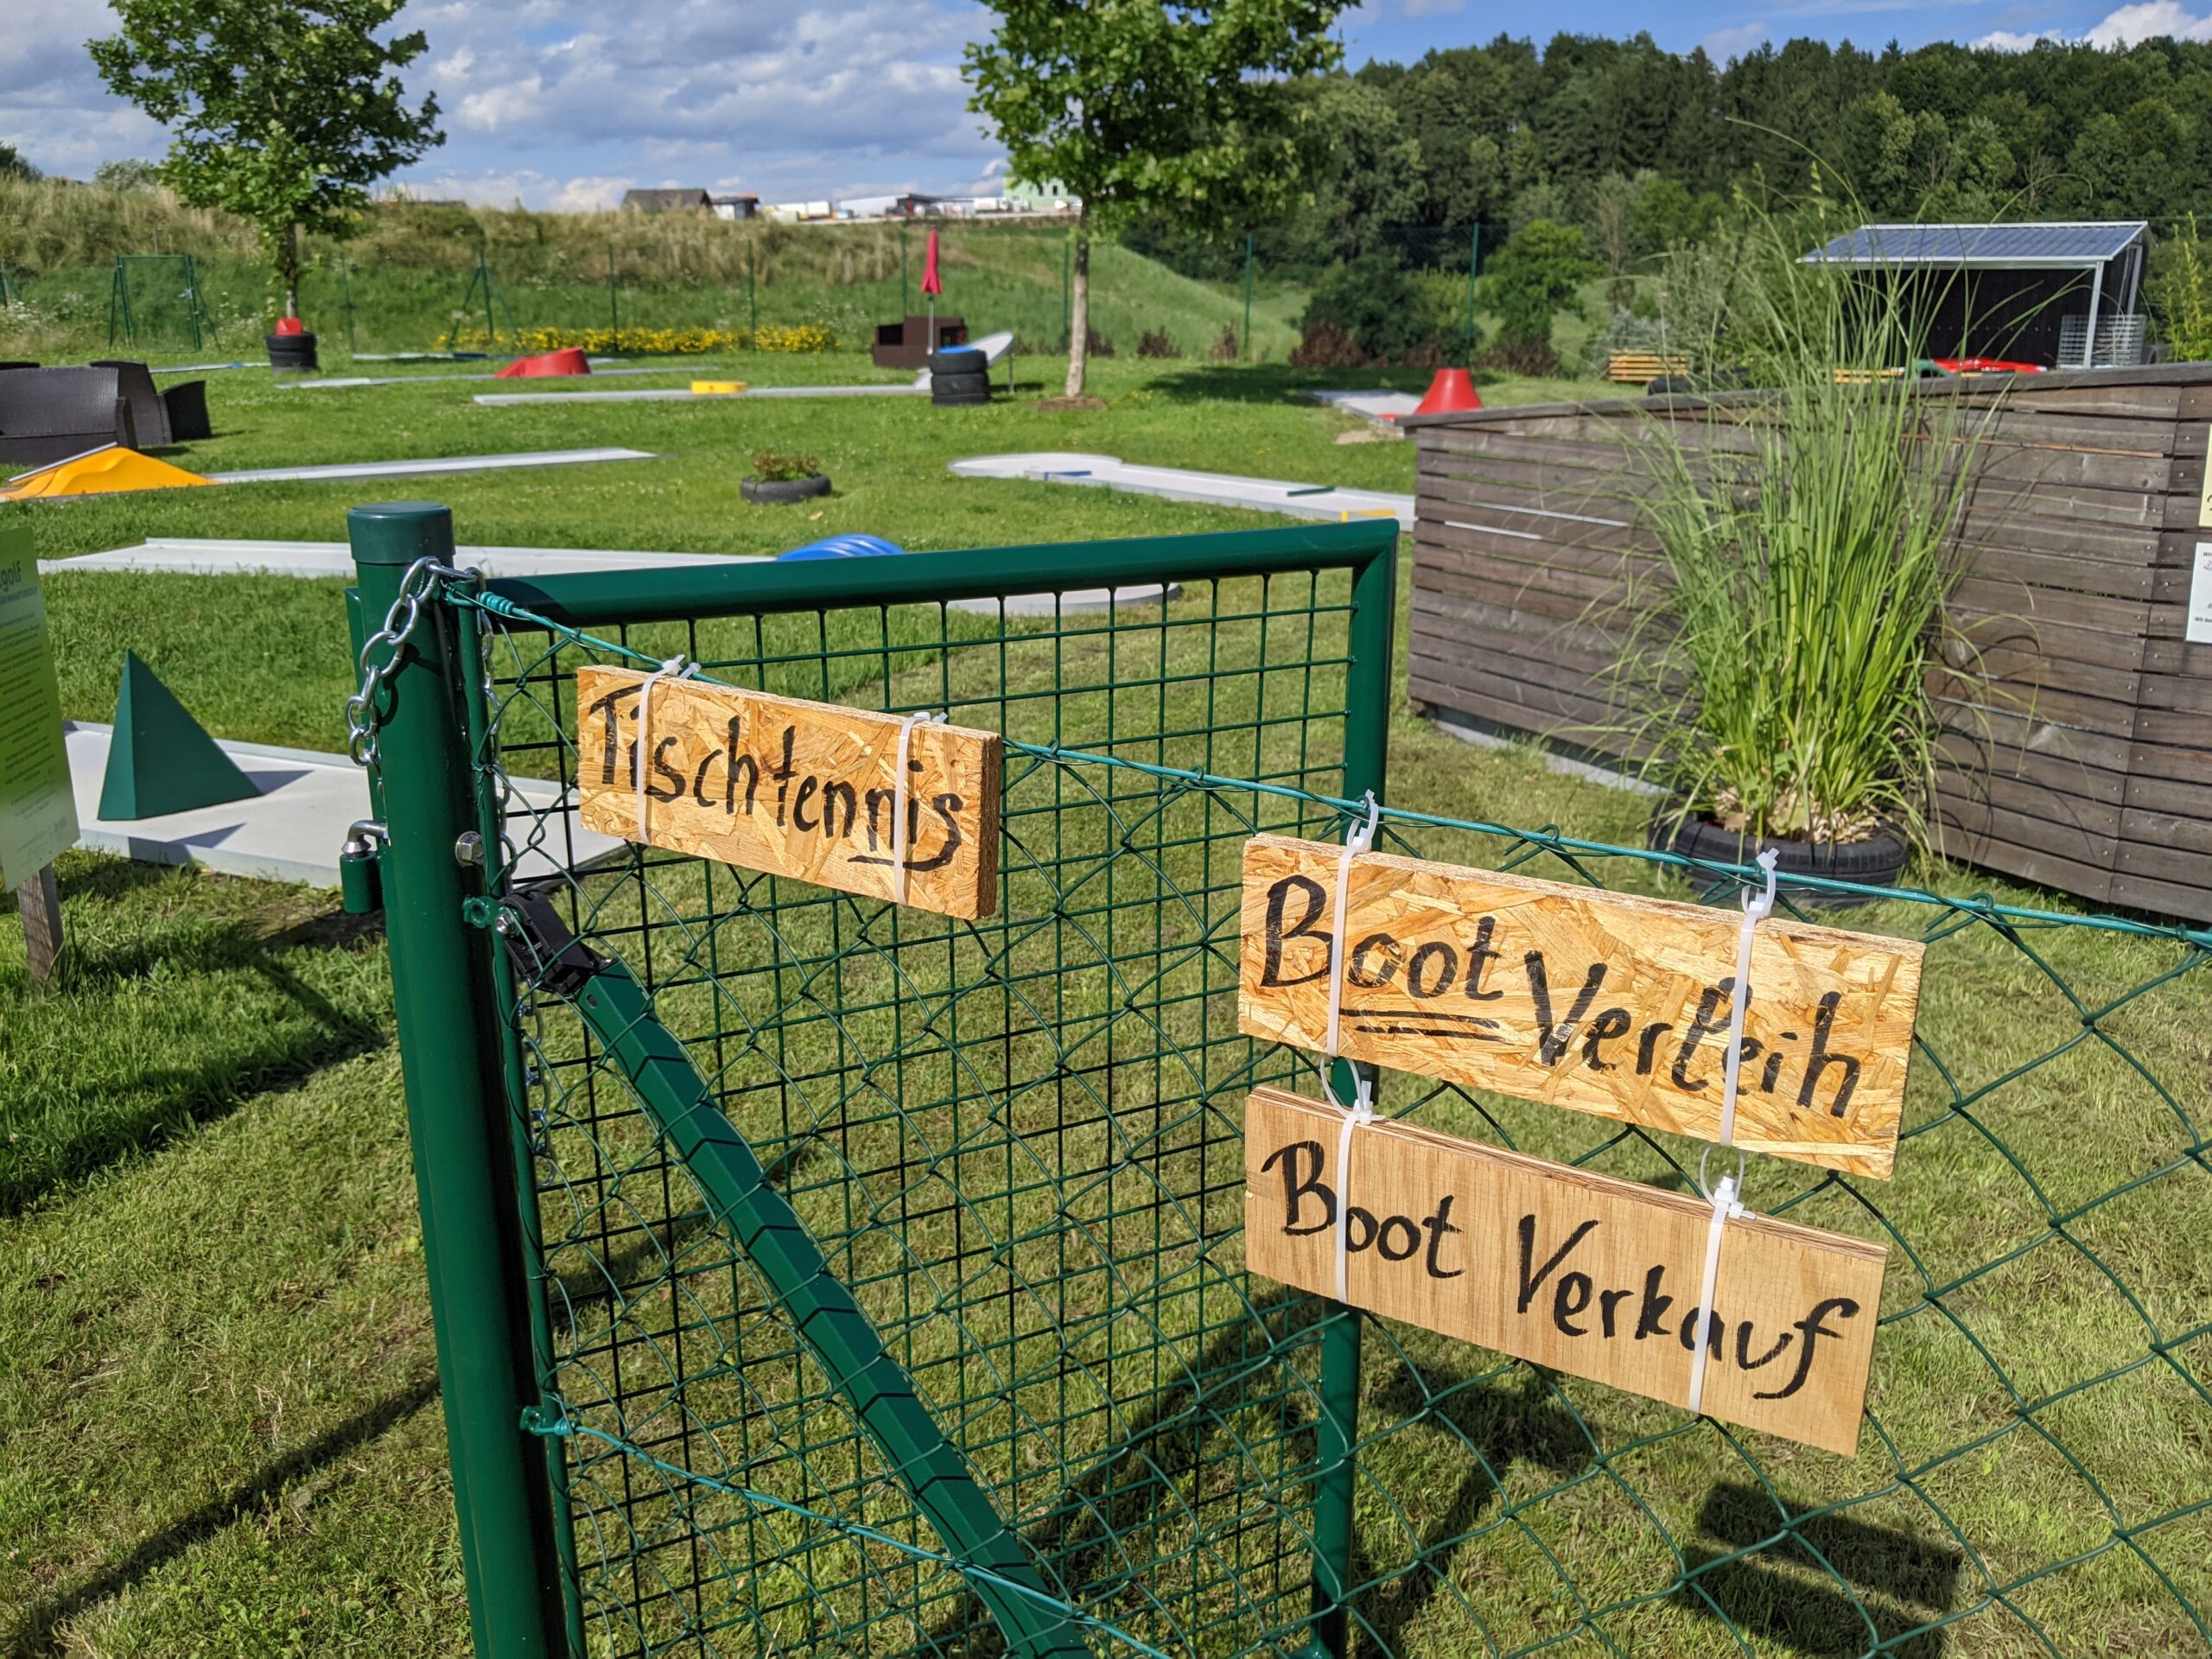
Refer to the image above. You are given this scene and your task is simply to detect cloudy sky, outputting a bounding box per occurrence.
[8,0,2212,207]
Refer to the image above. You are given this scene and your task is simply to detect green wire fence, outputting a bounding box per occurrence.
[349,505,2210,1658]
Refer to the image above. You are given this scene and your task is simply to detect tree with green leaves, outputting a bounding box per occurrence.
[965,0,1344,395]
[89,0,442,323]
[1480,219,1600,351]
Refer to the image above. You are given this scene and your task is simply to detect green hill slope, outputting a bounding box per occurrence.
[0,180,1306,360]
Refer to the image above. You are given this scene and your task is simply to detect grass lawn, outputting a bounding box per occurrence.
[1,351,2204,1656]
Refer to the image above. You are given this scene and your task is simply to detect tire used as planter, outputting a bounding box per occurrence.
[931,390,993,408]
[931,371,991,396]
[929,347,988,376]
[741,473,832,505]
[1647,803,1908,909]
[265,331,319,375]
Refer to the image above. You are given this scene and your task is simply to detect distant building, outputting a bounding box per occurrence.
[621,188,712,213]
[710,194,760,221]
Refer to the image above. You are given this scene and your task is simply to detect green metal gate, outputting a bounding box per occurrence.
[351,503,2210,1659]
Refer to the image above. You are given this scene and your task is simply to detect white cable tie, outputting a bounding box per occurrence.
[890,710,946,907]
[1714,849,1781,1151]
[1684,1173,1745,1417]
[632,656,698,841]
[1322,792,1381,1060]
[1332,1071,1376,1304]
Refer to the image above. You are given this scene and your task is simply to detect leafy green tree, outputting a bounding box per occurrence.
[1480,219,1600,347]
[94,158,162,193]
[965,0,1344,394]
[88,0,442,322]
[0,140,36,181]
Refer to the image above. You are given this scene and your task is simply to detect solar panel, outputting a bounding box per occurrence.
[1806,222,2147,265]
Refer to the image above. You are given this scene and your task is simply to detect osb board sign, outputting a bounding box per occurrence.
[575,668,999,918]
[1243,1088,1886,1454]
[1237,836,1923,1177]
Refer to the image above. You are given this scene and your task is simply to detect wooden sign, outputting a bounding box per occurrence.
[1238,836,1923,1177]
[1243,1088,1887,1453]
[575,668,1000,918]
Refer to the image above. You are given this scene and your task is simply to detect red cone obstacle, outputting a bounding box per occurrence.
[494,347,591,378]
[272,316,306,337]
[1399,368,1482,418]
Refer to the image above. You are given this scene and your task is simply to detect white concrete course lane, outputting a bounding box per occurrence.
[946,452,1414,528]
[64,723,623,887]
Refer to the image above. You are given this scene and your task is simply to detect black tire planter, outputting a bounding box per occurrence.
[741,473,832,504]
[1647,803,1908,909]
[932,390,993,408]
[929,347,988,376]
[266,330,319,374]
[931,371,991,395]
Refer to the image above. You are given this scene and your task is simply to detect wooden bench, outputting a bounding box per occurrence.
[1605,352,1688,384]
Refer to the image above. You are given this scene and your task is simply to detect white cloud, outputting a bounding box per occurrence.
[2082,0,2212,42]
[1701,21,1771,60]
[0,0,1006,205]
[1979,0,2212,48]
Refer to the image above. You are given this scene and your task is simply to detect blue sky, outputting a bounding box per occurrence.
[7,0,2207,209]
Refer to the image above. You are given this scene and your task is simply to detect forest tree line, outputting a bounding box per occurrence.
[1125,31,2212,286]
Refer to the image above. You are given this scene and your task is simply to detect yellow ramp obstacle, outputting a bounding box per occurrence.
[1,446,214,501]
[690,380,747,395]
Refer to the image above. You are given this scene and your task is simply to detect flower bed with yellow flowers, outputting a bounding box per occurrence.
[437,323,836,354]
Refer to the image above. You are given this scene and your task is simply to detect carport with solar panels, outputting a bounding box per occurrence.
[1805,220,2150,369]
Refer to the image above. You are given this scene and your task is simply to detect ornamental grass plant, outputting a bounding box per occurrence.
[1618,203,1999,849]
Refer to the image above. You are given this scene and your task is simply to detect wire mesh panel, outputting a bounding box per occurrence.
[457,529,1394,1657]
[361,516,2209,1659]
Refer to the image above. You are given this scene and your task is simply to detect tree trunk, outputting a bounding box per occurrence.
[1065,219,1090,397]
[282,224,300,321]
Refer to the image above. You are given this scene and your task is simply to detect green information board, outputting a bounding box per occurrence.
[0,524,78,892]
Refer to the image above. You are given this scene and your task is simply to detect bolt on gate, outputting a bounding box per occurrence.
[350,504,2211,1658]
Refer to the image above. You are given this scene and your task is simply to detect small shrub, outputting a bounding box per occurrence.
[1478,219,1599,350]
[1087,325,1115,359]
[1287,317,1375,369]
[1300,253,1458,365]
[1137,327,1179,359]
[749,450,821,482]
[1207,324,1239,361]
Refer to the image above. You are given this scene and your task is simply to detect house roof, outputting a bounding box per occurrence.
[1807,221,2148,268]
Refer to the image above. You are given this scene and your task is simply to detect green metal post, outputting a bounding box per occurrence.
[339,254,357,355]
[899,224,910,318]
[607,244,619,332]
[1296,535,1396,1659]
[480,250,497,346]
[1466,222,1480,363]
[747,239,758,334]
[1062,236,1071,347]
[350,503,562,1659]
[1243,233,1254,359]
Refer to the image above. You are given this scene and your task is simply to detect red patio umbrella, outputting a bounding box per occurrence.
[921,226,943,346]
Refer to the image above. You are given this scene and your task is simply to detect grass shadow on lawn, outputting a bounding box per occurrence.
[0,859,391,1217]
[4,1372,442,1656]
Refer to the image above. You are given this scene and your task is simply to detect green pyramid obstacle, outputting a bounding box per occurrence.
[98,651,259,821]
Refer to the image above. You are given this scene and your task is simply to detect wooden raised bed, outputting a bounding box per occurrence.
[1402,364,2212,921]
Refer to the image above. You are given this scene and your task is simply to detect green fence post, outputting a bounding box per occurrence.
[607,243,619,332]
[1243,232,1255,359]
[900,223,910,318]
[1062,236,1071,348]
[1296,533,1396,1659]
[480,250,498,347]
[747,238,758,334]
[350,502,562,1659]
[339,254,358,355]
[1466,222,1480,363]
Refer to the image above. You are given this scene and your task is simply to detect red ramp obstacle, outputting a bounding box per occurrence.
[494,347,591,379]
[1392,368,1483,420]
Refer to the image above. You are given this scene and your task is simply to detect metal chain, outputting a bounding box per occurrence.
[344,557,477,769]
